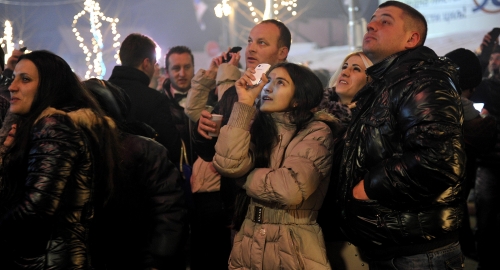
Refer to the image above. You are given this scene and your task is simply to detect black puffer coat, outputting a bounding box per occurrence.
[0,107,111,269]
[337,47,466,259]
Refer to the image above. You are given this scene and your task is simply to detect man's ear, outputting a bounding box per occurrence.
[138,58,150,72]
[405,32,421,49]
[278,46,289,61]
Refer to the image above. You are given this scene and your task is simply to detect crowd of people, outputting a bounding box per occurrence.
[0,1,497,269]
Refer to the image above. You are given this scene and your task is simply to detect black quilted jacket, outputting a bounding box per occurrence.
[336,47,466,259]
[0,108,108,269]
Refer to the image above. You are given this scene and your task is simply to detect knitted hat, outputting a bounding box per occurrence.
[445,48,483,90]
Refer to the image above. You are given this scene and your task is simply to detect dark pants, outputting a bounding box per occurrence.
[369,242,464,270]
[474,166,500,269]
[189,191,232,270]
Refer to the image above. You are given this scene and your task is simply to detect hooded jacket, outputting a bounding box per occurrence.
[337,46,466,259]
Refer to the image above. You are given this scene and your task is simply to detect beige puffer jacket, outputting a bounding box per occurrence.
[214,102,335,270]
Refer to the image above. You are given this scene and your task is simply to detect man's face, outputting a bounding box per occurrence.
[363,6,413,64]
[166,52,194,93]
[245,23,287,69]
[488,52,500,76]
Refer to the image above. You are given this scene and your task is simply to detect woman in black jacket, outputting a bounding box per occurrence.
[0,50,120,269]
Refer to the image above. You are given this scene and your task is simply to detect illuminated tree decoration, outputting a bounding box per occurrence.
[215,0,298,22]
[214,0,231,18]
[72,0,120,79]
[1,20,14,60]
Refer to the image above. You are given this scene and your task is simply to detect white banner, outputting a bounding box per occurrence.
[378,0,500,38]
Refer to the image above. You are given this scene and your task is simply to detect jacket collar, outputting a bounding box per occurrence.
[366,49,410,81]
[108,66,151,87]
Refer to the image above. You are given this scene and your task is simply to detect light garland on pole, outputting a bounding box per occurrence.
[214,0,232,18]
[0,20,30,67]
[246,0,297,23]
[1,20,14,59]
[72,0,121,79]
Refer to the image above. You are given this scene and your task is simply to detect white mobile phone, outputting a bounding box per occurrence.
[473,103,484,112]
[251,63,271,85]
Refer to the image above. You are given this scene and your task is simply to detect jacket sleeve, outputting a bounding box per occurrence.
[213,102,256,178]
[140,137,188,268]
[215,63,241,100]
[184,68,217,122]
[364,75,466,206]
[214,103,334,206]
[0,115,84,244]
[245,122,334,206]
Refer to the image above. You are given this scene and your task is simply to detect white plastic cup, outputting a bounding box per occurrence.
[208,114,223,137]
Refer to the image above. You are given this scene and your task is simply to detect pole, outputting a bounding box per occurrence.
[347,0,355,52]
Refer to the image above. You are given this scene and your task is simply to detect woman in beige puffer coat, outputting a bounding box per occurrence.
[214,62,339,270]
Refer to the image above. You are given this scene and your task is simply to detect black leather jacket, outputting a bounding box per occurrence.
[337,47,466,259]
[0,108,109,269]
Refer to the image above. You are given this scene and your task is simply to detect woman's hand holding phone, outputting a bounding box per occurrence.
[235,64,270,106]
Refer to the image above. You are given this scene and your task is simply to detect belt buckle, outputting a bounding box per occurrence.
[254,206,263,224]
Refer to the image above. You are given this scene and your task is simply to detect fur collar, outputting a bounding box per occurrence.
[35,107,115,130]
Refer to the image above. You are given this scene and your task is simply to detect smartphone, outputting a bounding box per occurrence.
[223,46,242,63]
[251,63,271,85]
[489,27,500,40]
[473,103,484,112]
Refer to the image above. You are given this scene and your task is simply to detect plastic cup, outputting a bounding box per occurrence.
[208,114,223,137]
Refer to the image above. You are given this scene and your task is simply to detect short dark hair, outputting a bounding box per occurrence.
[379,1,427,46]
[260,19,291,52]
[165,46,194,69]
[119,33,156,67]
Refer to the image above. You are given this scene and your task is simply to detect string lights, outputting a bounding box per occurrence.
[1,21,14,59]
[0,20,29,66]
[72,0,121,79]
[214,0,298,22]
[214,0,232,18]
[246,0,298,22]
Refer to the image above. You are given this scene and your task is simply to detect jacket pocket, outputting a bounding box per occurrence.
[344,200,400,246]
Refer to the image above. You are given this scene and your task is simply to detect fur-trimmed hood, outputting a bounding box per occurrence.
[35,107,116,143]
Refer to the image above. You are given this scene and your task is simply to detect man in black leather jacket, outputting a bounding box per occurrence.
[336,2,466,269]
